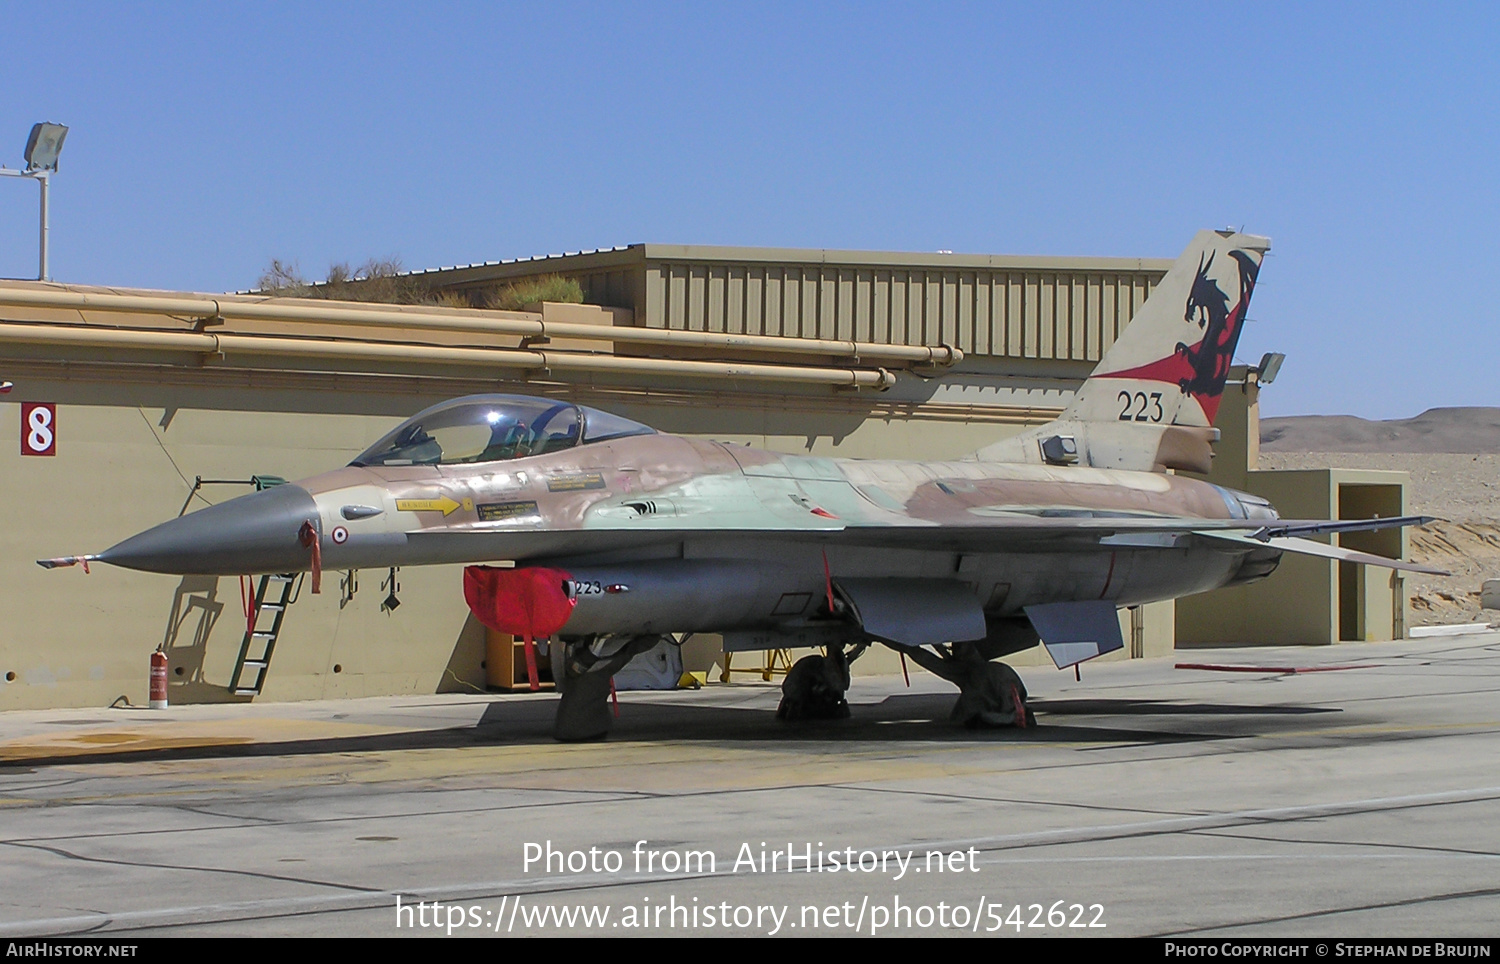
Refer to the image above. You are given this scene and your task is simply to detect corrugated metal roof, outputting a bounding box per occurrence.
[283,243,1173,364]
[393,243,1170,277]
[395,246,635,278]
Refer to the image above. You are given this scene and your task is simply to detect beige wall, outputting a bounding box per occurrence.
[1176,379,1411,646]
[1177,469,1340,646]
[0,381,479,709]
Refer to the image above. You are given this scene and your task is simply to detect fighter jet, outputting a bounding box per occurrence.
[42,230,1439,739]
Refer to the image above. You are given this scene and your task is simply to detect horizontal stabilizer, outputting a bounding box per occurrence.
[1025,600,1125,669]
[1253,515,1435,541]
[834,578,986,646]
[1197,531,1447,575]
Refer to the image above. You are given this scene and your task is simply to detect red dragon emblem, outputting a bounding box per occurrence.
[1099,248,1260,423]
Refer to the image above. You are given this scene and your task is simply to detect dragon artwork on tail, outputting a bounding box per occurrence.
[1174,249,1260,401]
[1092,243,1263,425]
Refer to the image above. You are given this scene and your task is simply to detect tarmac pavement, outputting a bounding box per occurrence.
[1,633,1497,937]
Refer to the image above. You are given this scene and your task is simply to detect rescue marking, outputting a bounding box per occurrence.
[396,496,462,516]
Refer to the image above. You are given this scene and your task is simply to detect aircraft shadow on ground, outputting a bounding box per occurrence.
[1031,698,1341,716]
[0,691,1348,770]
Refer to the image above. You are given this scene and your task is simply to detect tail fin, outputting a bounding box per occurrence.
[972,230,1269,470]
[1064,229,1269,428]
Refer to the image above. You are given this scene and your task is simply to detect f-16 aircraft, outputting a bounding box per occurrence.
[43,230,1439,740]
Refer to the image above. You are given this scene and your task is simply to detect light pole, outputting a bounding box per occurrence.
[0,122,68,281]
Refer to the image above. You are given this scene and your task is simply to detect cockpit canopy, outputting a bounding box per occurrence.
[351,395,655,467]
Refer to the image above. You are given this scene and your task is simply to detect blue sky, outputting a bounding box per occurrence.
[0,2,1495,418]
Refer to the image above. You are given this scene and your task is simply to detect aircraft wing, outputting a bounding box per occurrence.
[404,513,1438,561]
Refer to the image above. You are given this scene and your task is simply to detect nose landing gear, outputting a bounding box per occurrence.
[776,641,869,721]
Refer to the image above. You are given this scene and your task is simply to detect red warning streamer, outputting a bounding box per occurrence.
[239,575,256,634]
[1011,684,1028,728]
[298,521,322,595]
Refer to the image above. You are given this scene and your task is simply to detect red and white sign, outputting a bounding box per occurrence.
[20,402,55,456]
[331,525,349,545]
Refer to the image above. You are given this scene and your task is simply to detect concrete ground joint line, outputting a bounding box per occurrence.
[825,781,1205,818]
[2,791,679,846]
[908,784,1500,855]
[0,868,730,936]
[0,839,381,896]
[1152,884,1500,938]
[168,803,281,824]
[1187,827,1500,859]
[976,853,1500,865]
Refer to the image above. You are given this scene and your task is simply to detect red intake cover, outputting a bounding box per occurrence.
[463,565,576,639]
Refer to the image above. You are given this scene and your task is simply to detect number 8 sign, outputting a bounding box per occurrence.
[21,402,56,456]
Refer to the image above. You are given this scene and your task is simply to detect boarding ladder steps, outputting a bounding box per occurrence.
[229,574,298,696]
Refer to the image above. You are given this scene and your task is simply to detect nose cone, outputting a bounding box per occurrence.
[98,484,320,575]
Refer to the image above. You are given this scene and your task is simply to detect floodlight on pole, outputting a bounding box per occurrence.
[1256,352,1286,385]
[0,122,68,281]
[24,123,68,173]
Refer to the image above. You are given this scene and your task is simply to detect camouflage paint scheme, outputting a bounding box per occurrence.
[287,431,1266,637]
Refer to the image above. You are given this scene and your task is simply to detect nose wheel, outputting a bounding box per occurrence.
[776,641,868,721]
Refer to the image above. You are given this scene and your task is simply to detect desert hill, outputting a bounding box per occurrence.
[1260,407,1500,453]
[1254,443,1500,627]
[1257,406,1500,627]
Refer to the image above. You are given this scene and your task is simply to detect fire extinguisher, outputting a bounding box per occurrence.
[149,649,168,709]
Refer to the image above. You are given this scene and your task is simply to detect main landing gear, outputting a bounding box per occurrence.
[551,633,665,742]
[774,638,1032,729]
[547,633,1034,740]
[899,641,1034,728]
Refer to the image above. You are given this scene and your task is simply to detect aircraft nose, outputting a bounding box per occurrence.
[97,483,321,575]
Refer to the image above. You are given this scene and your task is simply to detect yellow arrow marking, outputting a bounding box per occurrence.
[396,496,462,516]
